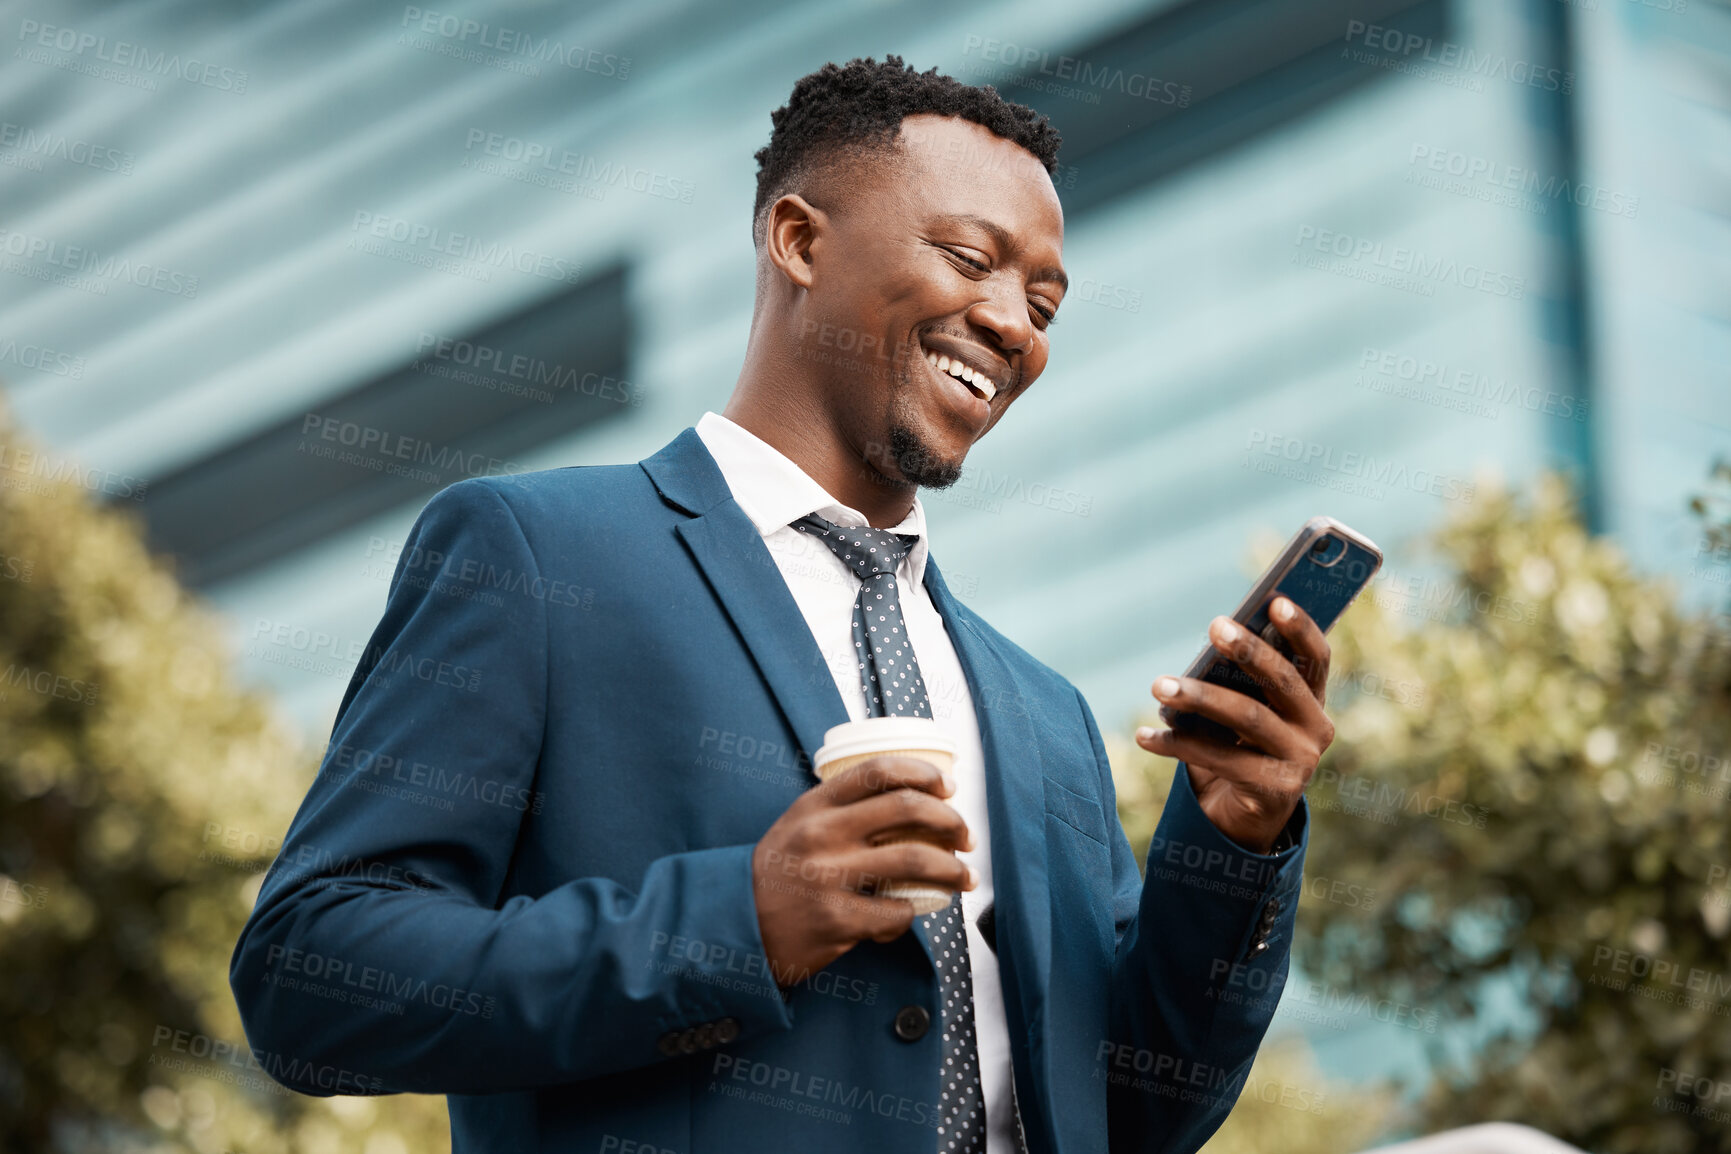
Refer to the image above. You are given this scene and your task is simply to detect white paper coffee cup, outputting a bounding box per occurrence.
[812,716,960,917]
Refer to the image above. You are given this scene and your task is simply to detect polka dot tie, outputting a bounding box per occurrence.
[926,894,988,1153]
[792,514,931,720]
[792,513,989,1153]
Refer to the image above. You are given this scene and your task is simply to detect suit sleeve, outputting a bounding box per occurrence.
[230,478,795,1097]
[1073,689,1308,1154]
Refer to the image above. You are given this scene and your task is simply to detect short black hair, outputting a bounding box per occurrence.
[751,55,1062,246]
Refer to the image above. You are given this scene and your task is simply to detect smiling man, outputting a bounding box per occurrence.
[233,57,1326,1154]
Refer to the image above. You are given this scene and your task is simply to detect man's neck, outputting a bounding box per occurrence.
[720,395,917,530]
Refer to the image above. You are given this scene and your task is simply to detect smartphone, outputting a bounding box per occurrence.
[1159,517,1383,743]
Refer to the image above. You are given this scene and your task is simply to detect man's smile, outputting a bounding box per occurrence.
[917,335,1008,410]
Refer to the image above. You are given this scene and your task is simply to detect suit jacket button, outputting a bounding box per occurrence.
[657,1031,682,1056]
[677,1028,701,1054]
[1259,900,1279,928]
[695,1022,717,1049]
[894,1005,931,1042]
[715,1017,740,1044]
[1244,937,1270,962]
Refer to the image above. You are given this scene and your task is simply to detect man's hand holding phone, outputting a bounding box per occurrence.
[1136,595,1335,855]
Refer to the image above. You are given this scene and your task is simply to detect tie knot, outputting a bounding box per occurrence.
[792,513,917,582]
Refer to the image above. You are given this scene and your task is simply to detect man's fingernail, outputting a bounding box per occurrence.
[941,770,957,795]
[1154,677,1180,699]
[1135,726,1157,743]
[966,866,980,889]
[1216,619,1239,643]
[1273,597,1294,621]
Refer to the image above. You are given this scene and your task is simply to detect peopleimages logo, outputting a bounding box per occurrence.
[1293,225,1525,300]
[1342,19,1572,94]
[150,1026,383,1096]
[1,663,99,705]
[399,7,630,77]
[944,464,1093,517]
[0,444,148,501]
[1244,429,1477,503]
[1092,1043,1328,1114]
[709,1054,939,1129]
[298,412,528,487]
[1309,766,1488,829]
[15,19,249,93]
[1407,144,1639,219]
[262,944,498,1019]
[958,35,1191,107]
[0,121,134,174]
[1357,346,1588,424]
[413,332,644,408]
[348,211,582,285]
[0,338,85,380]
[461,130,693,204]
[0,226,200,298]
[1589,945,1731,1004]
[1207,959,1440,1032]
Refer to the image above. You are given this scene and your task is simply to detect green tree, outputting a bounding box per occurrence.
[1113,474,1731,1153]
[1687,459,1730,547]
[0,408,450,1152]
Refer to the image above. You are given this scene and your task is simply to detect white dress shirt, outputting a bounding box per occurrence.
[695,411,1016,1153]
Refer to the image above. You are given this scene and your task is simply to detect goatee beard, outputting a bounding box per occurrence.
[888,424,964,490]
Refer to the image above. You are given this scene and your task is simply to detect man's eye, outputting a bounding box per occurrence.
[948,249,989,272]
[1031,303,1057,327]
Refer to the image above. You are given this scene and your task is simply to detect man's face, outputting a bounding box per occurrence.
[796,113,1067,489]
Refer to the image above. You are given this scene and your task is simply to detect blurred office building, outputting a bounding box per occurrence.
[0,0,1723,746]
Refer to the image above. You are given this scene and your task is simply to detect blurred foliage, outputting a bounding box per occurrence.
[1688,458,1730,554]
[0,410,451,1152]
[8,370,1727,1154]
[1107,667,1405,1154]
[1112,473,1731,1153]
[1185,1040,1397,1154]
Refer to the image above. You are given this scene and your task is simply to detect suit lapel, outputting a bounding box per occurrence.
[647,429,1064,1134]
[923,561,1053,1062]
[642,430,937,959]
[673,511,849,764]
[643,436,1057,992]
[644,429,850,771]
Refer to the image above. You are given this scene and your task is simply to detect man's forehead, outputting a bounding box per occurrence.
[889,115,1063,247]
[895,113,1052,186]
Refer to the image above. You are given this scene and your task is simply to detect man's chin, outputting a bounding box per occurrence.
[887,424,965,490]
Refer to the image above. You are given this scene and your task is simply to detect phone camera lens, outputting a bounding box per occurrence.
[1310,535,1347,567]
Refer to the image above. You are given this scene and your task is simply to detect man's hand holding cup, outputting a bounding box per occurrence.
[752,717,974,984]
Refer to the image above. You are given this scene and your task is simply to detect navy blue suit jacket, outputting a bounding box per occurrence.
[230,428,1308,1153]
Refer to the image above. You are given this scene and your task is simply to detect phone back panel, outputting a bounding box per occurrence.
[1166,525,1381,740]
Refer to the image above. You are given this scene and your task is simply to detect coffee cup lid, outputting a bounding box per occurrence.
[813,716,956,768]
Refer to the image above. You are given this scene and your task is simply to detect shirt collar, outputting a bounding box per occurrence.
[693,411,930,585]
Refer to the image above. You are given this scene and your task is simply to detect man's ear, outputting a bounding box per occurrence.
[764,194,825,291]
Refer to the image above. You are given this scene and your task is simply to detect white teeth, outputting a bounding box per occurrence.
[922,345,996,402]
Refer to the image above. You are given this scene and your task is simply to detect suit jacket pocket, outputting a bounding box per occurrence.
[1041,772,1116,978]
[1042,774,1109,846]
